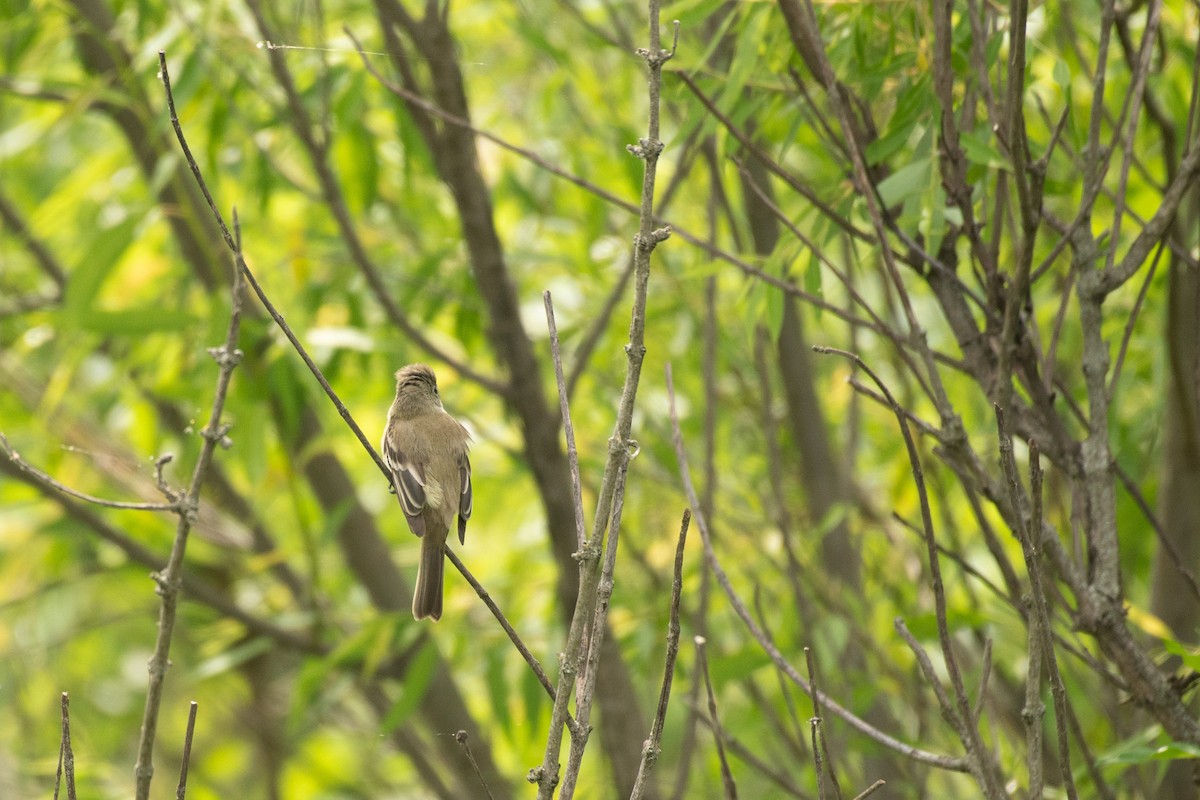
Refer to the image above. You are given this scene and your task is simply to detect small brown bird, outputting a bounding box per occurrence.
[381,364,472,621]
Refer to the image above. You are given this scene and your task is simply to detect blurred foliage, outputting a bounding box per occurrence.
[0,0,1196,797]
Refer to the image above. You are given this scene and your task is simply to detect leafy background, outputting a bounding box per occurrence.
[2,0,1199,797]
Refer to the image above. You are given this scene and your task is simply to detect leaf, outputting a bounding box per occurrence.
[380,640,439,733]
[521,654,548,737]
[76,308,195,334]
[63,216,140,316]
[876,158,931,207]
[804,247,822,300]
[1095,732,1200,767]
[193,637,274,679]
[710,644,772,682]
[864,123,917,166]
[485,645,513,735]
[960,129,1011,171]
[1160,638,1200,672]
[1053,58,1071,89]
[1129,604,1175,642]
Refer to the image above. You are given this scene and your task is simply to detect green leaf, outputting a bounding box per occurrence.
[380,640,439,733]
[865,123,919,166]
[1095,730,1200,767]
[960,129,1011,171]
[485,645,513,735]
[334,119,379,213]
[76,308,195,334]
[193,637,274,679]
[521,653,548,737]
[1053,58,1071,89]
[1162,638,1200,673]
[710,644,772,682]
[804,247,823,297]
[63,216,140,316]
[876,158,931,207]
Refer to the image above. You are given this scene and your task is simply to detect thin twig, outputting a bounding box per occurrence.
[810,717,826,800]
[454,731,497,800]
[0,457,320,651]
[753,326,808,629]
[893,618,958,737]
[565,125,705,400]
[176,701,198,800]
[851,780,887,800]
[1107,239,1165,400]
[532,7,676,796]
[133,266,242,789]
[545,292,588,550]
[0,190,67,288]
[697,636,738,799]
[561,453,634,798]
[630,510,690,800]
[567,254,635,398]
[444,549,556,700]
[136,59,248,800]
[1114,464,1200,605]
[56,692,76,800]
[1029,443,1078,800]
[664,363,970,772]
[973,638,993,727]
[686,702,808,797]
[0,434,177,512]
[997,412,1079,799]
[814,346,1001,796]
[806,648,828,800]
[750,592,808,763]
[1099,0,1165,280]
[805,648,842,800]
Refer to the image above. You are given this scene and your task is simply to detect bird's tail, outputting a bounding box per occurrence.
[412,537,445,621]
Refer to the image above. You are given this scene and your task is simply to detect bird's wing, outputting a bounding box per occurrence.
[457,451,472,544]
[382,436,428,538]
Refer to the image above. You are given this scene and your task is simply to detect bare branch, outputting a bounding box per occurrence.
[0,434,177,513]
[55,692,77,800]
[696,636,738,799]
[136,58,248,799]
[545,292,588,551]
[176,701,198,800]
[805,647,842,800]
[534,7,674,796]
[454,731,498,800]
[630,510,690,800]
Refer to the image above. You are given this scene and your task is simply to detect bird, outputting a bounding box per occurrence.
[381,364,472,621]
